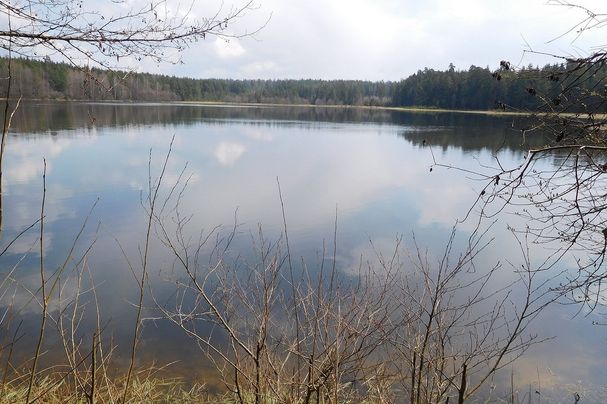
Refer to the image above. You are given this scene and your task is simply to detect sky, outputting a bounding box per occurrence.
[6,0,606,81]
[148,0,607,81]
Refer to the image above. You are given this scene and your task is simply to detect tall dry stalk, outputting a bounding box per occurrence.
[122,134,175,403]
[24,159,47,403]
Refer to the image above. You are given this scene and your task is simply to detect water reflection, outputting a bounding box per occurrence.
[10,101,540,151]
[0,102,604,400]
[401,123,550,152]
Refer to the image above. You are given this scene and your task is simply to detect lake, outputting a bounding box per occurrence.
[1,101,605,401]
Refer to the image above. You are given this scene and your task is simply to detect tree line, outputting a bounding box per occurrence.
[0,57,392,106]
[0,56,604,112]
[392,61,607,112]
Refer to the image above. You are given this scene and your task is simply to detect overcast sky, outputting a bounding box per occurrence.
[148,0,606,80]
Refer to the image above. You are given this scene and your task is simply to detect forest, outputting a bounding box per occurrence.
[1,56,602,112]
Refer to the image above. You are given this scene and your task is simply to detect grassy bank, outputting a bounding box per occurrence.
[0,374,214,403]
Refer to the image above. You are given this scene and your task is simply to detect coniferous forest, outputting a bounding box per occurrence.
[0,56,604,112]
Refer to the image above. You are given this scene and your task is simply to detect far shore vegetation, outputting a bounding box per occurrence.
[1,56,604,114]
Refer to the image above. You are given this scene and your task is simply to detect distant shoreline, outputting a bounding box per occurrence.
[10,98,596,118]
[175,100,529,116]
[18,98,525,116]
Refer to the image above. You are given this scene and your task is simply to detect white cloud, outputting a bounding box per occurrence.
[4,138,71,187]
[240,61,278,76]
[214,38,246,59]
[214,141,246,166]
[9,0,607,79]
[167,0,607,80]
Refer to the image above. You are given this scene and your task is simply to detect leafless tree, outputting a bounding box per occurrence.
[152,193,402,402]
[0,0,263,69]
[146,163,552,403]
[387,228,554,403]
[430,1,607,311]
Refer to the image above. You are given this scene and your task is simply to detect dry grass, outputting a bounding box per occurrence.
[0,372,216,403]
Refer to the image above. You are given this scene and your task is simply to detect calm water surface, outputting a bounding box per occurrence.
[1,102,606,399]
